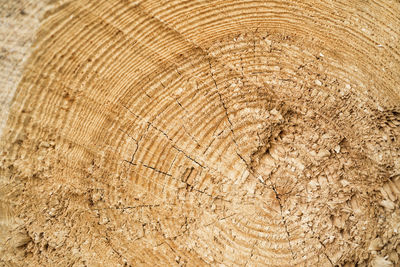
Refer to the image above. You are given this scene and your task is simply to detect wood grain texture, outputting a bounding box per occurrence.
[1,0,400,266]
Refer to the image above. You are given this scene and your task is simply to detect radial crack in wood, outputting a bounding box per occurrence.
[1,0,400,266]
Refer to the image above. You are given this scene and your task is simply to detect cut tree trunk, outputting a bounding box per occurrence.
[1,0,400,266]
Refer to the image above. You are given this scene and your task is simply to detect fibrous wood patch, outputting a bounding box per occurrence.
[1,0,400,266]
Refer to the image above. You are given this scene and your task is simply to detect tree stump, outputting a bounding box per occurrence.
[1,0,400,266]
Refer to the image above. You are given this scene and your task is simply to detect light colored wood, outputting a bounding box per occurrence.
[1,0,400,266]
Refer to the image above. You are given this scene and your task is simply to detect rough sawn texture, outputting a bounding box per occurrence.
[1,0,400,266]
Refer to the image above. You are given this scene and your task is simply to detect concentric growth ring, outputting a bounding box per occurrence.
[1,0,400,266]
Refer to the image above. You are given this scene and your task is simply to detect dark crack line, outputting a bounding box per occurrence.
[118,1,275,169]
[136,0,278,106]
[244,240,258,267]
[320,242,334,266]
[123,160,231,203]
[308,221,334,266]
[208,59,251,168]
[93,204,162,211]
[203,138,215,155]
[121,104,256,196]
[114,14,282,182]
[270,184,296,261]
[165,212,239,242]
[246,163,296,262]
[112,11,316,263]
[174,97,201,146]
[171,143,205,169]
[103,4,353,264]
[105,232,130,264]
[120,106,244,203]
[124,160,172,176]
[96,0,286,176]
[119,124,150,163]
[163,153,179,194]
[121,103,205,169]
[202,212,238,228]
[203,117,225,155]
[208,59,235,140]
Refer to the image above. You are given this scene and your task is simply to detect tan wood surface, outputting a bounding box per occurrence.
[1,1,400,266]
